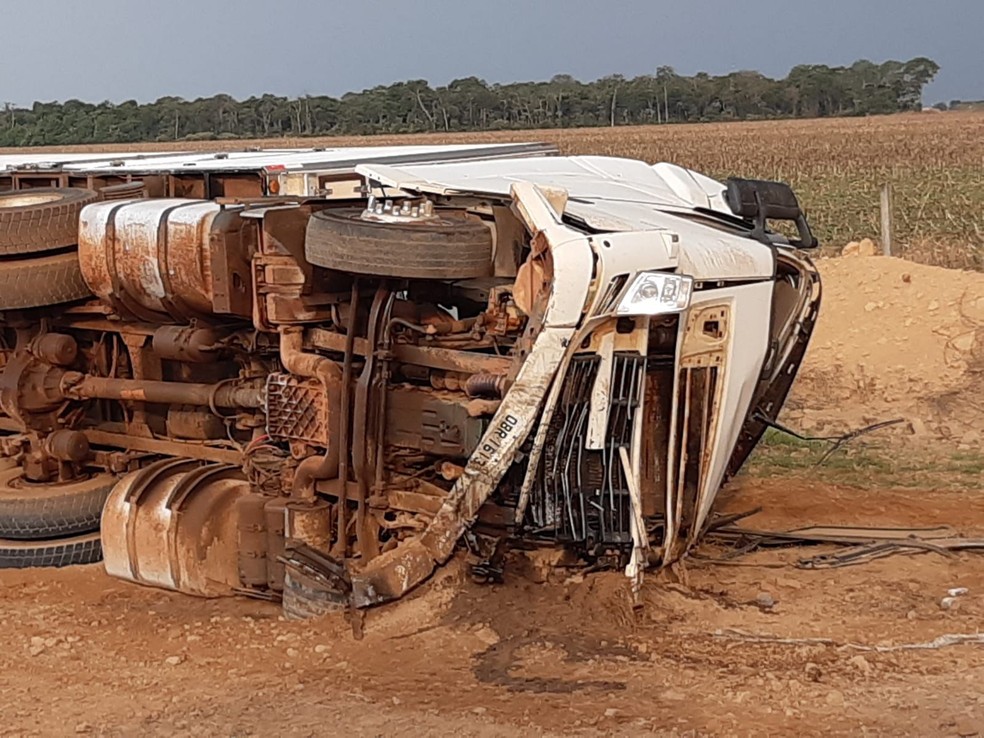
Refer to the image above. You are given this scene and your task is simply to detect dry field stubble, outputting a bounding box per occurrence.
[6,111,983,267]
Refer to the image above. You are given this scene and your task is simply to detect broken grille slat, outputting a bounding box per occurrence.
[670,365,720,548]
[528,352,645,548]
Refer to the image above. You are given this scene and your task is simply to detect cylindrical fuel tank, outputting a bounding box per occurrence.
[101,459,254,597]
[78,199,254,321]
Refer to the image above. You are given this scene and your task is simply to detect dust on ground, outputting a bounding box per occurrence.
[3,254,984,737]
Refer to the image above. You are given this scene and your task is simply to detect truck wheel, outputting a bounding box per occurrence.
[0,251,92,309]
[0,531,102,569]
[98,181,147,201]
[305,209,493,279]
[0,188,98,256]
[0,469,116,540]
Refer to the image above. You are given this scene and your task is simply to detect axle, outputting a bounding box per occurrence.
[60,373,264,409]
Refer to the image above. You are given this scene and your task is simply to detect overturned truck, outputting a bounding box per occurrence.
[0,146,820,614]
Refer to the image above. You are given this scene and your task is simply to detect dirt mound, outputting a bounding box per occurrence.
[787,254,984,447]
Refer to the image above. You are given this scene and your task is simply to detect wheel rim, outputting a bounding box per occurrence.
[0,193,62,209]
[0,468,104,500]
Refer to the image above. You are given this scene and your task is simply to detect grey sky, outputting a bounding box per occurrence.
[1,0,980,107]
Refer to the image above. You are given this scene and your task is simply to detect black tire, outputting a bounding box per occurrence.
[0,468,116,540]
[0,188,98,256]
[0,250,92,309]
[305,209,493,279]
[0,531,102,569]
[98,182,146,202]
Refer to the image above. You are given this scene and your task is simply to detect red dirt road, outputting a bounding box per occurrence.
[2,477,983,737]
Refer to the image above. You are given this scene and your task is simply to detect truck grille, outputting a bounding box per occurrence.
[527,353,646,547]
[671,365,720,543]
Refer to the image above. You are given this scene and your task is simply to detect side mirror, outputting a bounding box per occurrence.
[725,178,819,249]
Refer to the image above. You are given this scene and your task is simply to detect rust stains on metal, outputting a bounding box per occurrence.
[79,199,253,321]
[266,374,331,446]
[33,333,78,366]
[60,373,264,409]
[150,325,223,363]
[350,326,574,607]
[0,351,69,432]
[82,428,243,465]
[102,461,253,597]
[44,430,90,462]
[285,500,332,551]
[464,372,509,399]
[279,326,343,502]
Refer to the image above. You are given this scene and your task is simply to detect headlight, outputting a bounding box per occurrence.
[616,272,693,316]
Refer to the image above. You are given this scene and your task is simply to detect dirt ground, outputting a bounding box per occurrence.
[3,253,984,737]
[787,254,984,447]
[2,477,983,737]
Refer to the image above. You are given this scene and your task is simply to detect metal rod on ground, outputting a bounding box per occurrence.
[880,183,894,256]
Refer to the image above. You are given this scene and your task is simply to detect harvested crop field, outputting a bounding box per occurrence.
[2,252,984,736]
[6,112,984,266]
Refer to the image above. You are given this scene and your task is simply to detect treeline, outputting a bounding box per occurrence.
[0,57,939,146]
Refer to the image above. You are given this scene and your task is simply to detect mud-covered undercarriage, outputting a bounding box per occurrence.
[0,150,820,615]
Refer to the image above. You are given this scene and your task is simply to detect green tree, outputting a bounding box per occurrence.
[0,56,941,146]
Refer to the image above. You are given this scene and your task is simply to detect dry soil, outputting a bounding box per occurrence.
[2,254,984,737]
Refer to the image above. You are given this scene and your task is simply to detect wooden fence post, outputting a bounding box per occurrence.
[880,183,894,256]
